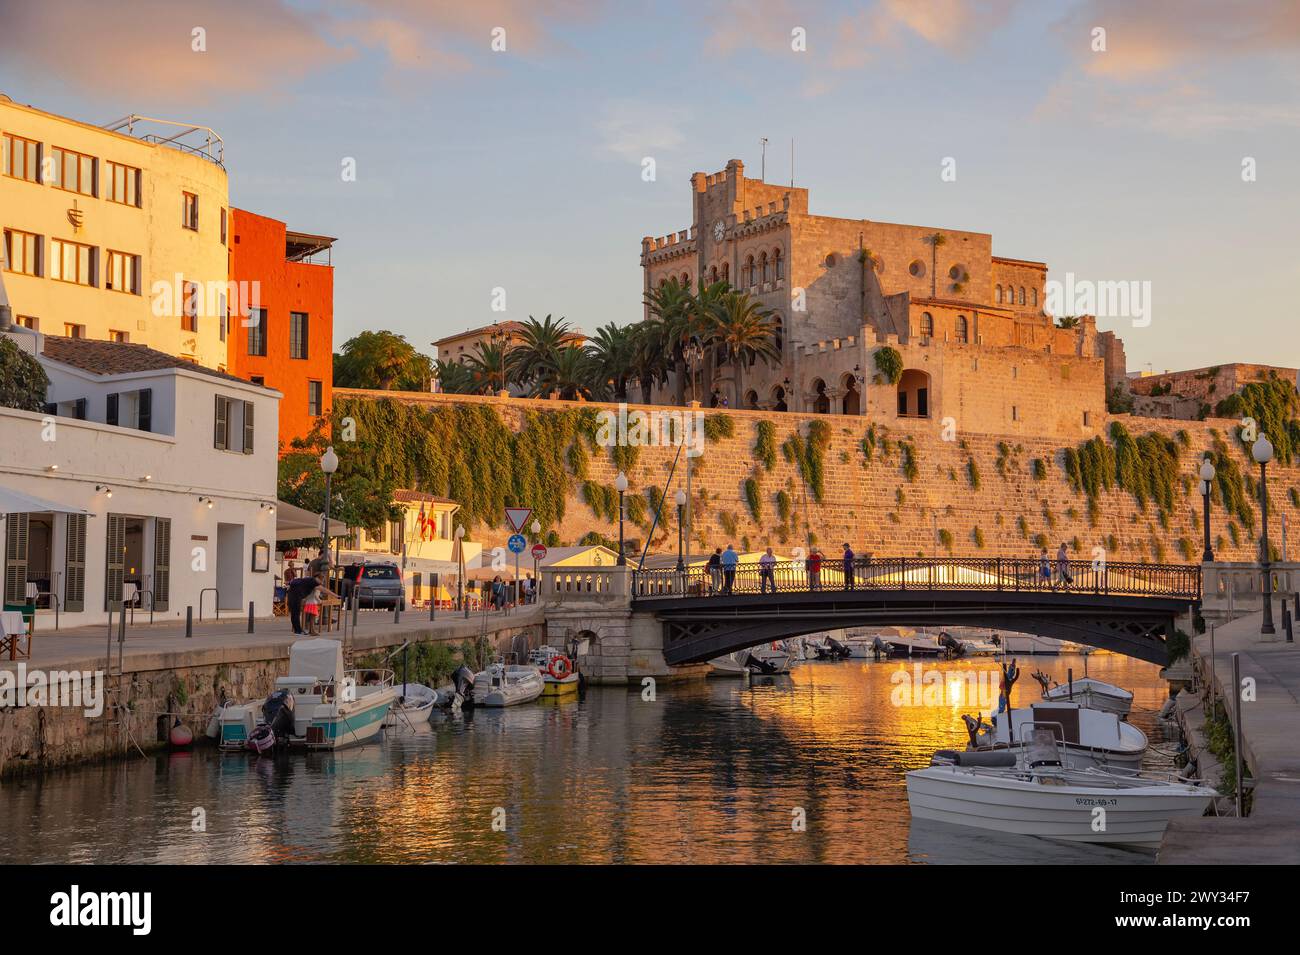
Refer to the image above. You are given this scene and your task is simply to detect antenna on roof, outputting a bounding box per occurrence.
[791,138,795,188]
[760,138,768,181]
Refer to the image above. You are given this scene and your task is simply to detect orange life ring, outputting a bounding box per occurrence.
[548,657,571,680]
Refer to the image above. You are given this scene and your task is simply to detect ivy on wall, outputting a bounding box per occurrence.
[874,346,903,385]
[754,420,777,471]
[704,413,736,442]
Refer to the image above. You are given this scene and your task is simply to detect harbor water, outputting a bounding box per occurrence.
[0,653,1172,864]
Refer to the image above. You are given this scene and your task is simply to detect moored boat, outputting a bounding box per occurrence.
[384,682,437,727]
[529,645,581,698]
[1033,671,1133,716]
[473,662,545,707]
[963,701,1148,772]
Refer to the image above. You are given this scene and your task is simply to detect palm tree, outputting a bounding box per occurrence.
[510,314,572,391]
[628,320,669,403]
[644,278,696,405]
[1056,315,1081,329]
[533,343,596,401]
[928,232,946,298]
[433,358,476,394]
[588,323,637,401]
[706,290,782,409]
[464,340,513,394]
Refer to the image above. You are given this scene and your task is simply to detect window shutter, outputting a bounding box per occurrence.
[214,395,228,450]
[104,513,125,611]
[4,513,29,604]
[242,400,254,455]
[137,388,152,432]
[63,513,86,612]
[105,392,119,426]
[74,397,87,420]
[152,517,171,612]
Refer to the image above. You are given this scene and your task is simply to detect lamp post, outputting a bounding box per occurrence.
[320,446,339,573]
[1253,434,1275,634]
[1199,456,1216,563]
[455,524,468,618]
[684,338,704,404]
[615,472,628,566]
[530,519,541,602]
[675,489,687,573]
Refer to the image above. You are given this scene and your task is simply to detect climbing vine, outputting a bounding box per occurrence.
[744,477,762,522]
[703,413,735,442]
[754,420,777,471]
[873,346,903,385]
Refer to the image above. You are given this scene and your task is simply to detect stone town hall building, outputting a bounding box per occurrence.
[640,159,1127,441]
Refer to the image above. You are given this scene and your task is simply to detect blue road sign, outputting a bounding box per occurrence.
[507,533,527,554]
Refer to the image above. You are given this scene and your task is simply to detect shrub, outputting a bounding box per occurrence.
[754,421,777,471]
[744,477,762,522]
[874,346,903,385]
[973,527,985,548]
[938,528,954,551]
[1031,458,1047,480]
[704,413,735,443]
[966,458,981,490]
[0,338,48,412]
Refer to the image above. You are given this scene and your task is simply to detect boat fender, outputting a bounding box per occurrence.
[936,749,1018,768]
[169,719,195,748]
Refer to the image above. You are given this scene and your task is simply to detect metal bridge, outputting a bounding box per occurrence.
[630,557,1202,665]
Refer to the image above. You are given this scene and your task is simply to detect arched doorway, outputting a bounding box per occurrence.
[772,385,788,412]
[744,389,759,410]
[813,379,830,414]
[897,369,931,418]
[840,374,860,415]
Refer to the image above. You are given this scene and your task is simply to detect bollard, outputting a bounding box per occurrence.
[248,601,255,634]
[1232,652,1244,819]
[351,594,359,630]
[1286,605,1294,644]
[394,601,401,624]
[185,606,193,639]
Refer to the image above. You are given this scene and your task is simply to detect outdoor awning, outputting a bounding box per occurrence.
[275,500,347,542]
[0,486,93,516]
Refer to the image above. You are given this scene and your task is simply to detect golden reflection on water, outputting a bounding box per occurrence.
[0,653,1167,864]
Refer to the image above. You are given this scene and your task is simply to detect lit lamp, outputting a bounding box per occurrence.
[1253,433,1275,634]
[684,338,704,403]
[615,471,628,566]
[530,519,542,597]
[320,446,339,573]
[675,489,687,573]
[455,524,467,618]
[1199,457,1216,563]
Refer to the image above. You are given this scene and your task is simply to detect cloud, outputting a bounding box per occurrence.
[596,100,690,163]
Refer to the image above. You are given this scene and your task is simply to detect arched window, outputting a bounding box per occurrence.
[1018,286,1026,305]
[920,312,934,338]
[813,379,830,414]
[773,385,788,412]
[721,262,730,284]
[995,285,1003,303]
[773,248,784,281]
[840,374,860,415]
[760,252,769,283]
[682,272,690,287]
[1031,287,1038,307]
[956,315,969,344]
[744,389,758,410]
[743,255,754,287]
[659,278,668,289]
[710,265,718,283]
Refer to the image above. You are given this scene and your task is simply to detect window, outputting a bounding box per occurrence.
[995,284,1002,303]
[743,255,754,286]
[220,207,227,245]
[106,161,141,207]
[1083,411,1091,426]
[250,375,265,387]
[920,312,934,338]
[721,262,729,283]
[50,146,97,196]
[3,133,41,182]
[760,252,769,283]
[50,239,96,286]
[214,395,255,453]
[1012,406,1019,422]
[289,311,309,359]
[109,330,129,343]
[246,308,267,356]
[773,248,783,281]
[181,281,199,332]
[218,292,227,343]
[3,228,41,276]
[308,380,323,417]
[105,250,141,295]
[1032,288,1038,307]
[64,323,85,339]
[1018,286,1026,305]
[182,192,199,231]
[955,315,969,344]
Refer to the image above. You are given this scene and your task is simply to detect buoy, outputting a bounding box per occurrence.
[169,718,194,748]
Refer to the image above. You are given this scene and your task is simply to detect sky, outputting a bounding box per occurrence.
[2,0,1298,374]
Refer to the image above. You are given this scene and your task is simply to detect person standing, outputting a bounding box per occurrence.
[303,574,324,635]
[1039,548,1052,590]
[721,543,739,594]
[1056,543,1074,590]
[842,542,855,590]
[759,546,777,594]
[808,547,823,591]
[707,548,723,595]
[286,573,317,635]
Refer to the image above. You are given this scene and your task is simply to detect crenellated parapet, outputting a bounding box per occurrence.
[641,228,698,265]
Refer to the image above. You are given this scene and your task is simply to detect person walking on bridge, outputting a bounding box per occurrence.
[842,543,856,590]
[807,547,823,591]
[707,548,723,595]
[1038,548,1052,591]
[721,543,739,594]
[759,546,777,593]
[1056,543,1074,591]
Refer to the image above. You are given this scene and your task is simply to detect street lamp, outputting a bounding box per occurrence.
[320,446,339,573]
[1253,433,1275,634]
[684,338,704,404]
[455,524,468,618]
[615,471,628,566]
[675,489,687,573]
[1199,456,1216,563]
[530,519,542,600]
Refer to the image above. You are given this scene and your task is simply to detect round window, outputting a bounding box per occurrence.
[909,260,926,278]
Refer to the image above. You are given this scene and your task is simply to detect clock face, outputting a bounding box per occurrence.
[713,220,726,242]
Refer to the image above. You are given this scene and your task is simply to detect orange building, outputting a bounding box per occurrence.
[227,208,335,451]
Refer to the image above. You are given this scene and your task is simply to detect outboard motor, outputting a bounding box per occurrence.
[827,636,852,659]
[871,636,891,660]
[939,632,965,659]
[262,689,296,740]
[451,665,476,708]
[743,651,780,676]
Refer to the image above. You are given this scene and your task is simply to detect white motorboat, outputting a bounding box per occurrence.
[707,651,748,677]
[384,682,437,727]
[1033,671,1133,716]
[219,639,398,751]
[959,637,1002,656]
[472,662,545,707]
[744,644,792,675]
[964,701,1148,772]
[906,730,1211,850]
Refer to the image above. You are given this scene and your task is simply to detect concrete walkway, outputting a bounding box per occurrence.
[1,604,545,676]
[1160,610,1300,863]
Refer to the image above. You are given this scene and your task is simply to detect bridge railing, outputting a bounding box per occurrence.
[631,556,1202,601]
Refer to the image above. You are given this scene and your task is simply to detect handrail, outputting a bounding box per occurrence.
[129,588,155,626]
[199,587,220,622]
[631,556,1202,601]
[36,591,59,631]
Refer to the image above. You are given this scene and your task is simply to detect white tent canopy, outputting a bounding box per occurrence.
[0,486,93,516]
[275,500,347,542]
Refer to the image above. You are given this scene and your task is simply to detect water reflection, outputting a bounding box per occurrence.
[0,654,1166,864]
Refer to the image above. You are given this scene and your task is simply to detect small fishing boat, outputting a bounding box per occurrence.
[219,639,397,751]
[528,645,581,698]
[744,644,792,675]
[906,729,1211,850]
[1032,670,1133,717]
[707,651,748,677]
[472,662,545,707]
[384,682,437,727]
[962,701,1148,772]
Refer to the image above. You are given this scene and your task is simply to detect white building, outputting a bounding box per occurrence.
[0,322,280,627]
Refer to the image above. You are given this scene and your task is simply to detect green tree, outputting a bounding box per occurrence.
[707,289,782,409]
[279,419,399,538]
[433,358,476,395]
[587,322,637,401]
[509,314,573,392]
[0,337,48,411]
[532,343,598,401]
[333,330,433,391]
[645,277,700,405]
[463,340,513,394]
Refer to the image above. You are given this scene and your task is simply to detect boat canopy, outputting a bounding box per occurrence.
[289,638,345,683]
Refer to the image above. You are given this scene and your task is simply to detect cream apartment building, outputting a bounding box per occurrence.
[0,94,231,369]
